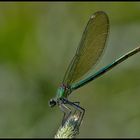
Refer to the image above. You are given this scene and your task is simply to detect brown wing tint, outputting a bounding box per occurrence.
[63,11,109,85]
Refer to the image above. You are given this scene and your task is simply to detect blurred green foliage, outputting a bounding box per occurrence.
[0,2,140,138]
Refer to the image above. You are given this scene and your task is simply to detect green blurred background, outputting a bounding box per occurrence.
[0,2,140,138]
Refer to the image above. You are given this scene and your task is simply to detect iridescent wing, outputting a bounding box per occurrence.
[63,11,109,85]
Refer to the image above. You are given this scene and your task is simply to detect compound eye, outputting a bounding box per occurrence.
[49,99,56,107]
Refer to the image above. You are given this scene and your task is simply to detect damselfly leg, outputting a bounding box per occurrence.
[60,98,85,128]
[59,103,72,126]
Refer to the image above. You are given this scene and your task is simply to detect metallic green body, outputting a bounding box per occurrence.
[56,86,66,98]
[56,85,71,99]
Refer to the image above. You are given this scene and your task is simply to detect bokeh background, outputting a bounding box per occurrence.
[0,2,140,138]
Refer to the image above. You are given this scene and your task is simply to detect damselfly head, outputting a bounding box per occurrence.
[49,98,57,108]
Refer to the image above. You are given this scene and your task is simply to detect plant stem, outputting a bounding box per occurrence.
[55,113,81,138]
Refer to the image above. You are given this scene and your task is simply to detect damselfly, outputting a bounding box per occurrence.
[49,11,140,126]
